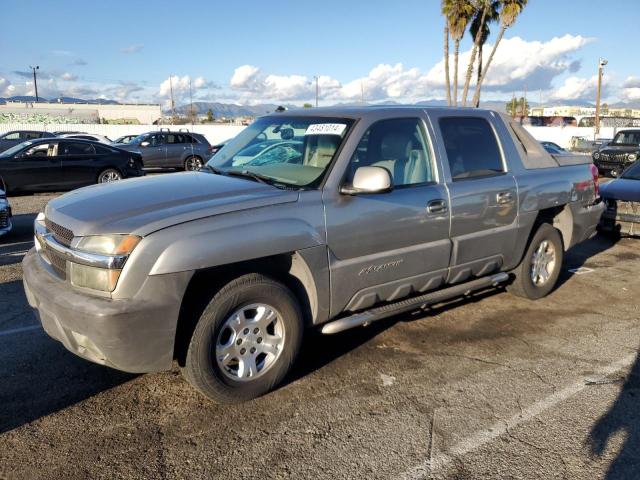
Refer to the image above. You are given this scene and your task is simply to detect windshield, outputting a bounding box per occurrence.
[129,133,149,145]
[208,116,353,188]
[611,131,640,145]
[621,161,640,180]
[0,140,33,158]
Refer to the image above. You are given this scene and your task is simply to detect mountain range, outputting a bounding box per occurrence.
[2,95,639,118]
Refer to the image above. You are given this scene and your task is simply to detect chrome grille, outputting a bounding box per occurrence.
[46,248,68,279]
[599,153,629,164]
[45,218,74,246]
[0,208,7,229]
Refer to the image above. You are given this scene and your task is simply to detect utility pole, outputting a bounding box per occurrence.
[511,93,516,118]
[594,57,608,136]
[29,65,39,102]
[169,75,176,125]
[522,84,527,117]
[189,78,194,125]
[313,76,319,108]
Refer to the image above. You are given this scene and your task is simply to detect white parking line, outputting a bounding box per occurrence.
[401,352,637,480]
[0,325,41,337]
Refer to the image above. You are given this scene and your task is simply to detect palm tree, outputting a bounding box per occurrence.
[443,18,452,106]
[442,0,475,106]
[471,0,528,107]
[461,0,499,106]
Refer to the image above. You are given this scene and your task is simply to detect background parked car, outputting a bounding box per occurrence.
[540,141,566,152]
[0,178,11,237]
[113,134,138,145]
[599,160,640,236]
[0,130,54,153]
[593,129,640,177]
[116,130,213,170]
[0,138,144,193]
[56,133,113,144]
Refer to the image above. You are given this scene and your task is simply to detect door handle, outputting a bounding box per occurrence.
[427,199,448,214]
[496,191,514,204]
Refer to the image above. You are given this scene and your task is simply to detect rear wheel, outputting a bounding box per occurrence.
[184,156,203,171]
[97,168,122,184]
[182,273,303,403]
[508,223,564,300]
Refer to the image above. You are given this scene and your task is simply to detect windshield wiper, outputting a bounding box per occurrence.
[201,164,224,175]
[226,169,277,186]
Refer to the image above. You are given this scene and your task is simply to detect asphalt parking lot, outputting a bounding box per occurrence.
[1,191,639,480]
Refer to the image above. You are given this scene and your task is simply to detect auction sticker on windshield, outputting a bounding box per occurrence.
[305,123,347,135]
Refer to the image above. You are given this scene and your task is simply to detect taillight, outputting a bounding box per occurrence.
[208,145,215,153]
[589,163,600,200]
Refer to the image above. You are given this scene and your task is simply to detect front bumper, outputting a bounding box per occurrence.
[0,205,11,237]
[22,248,192,373]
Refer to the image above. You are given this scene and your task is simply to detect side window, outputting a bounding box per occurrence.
[22,143,51,158]
[23,132,43,140]
[165,134,182,144]
[439,117,504,180]
[59,142,95,155]
[183,134,195,143]
[347,118,435,187]
[4,132,20,140]
[94,145,113,155]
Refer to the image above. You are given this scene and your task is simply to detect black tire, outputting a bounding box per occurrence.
[182,273,303,403]
[184,156,203,171]
[508,223,564,300]
[97,168,122,184]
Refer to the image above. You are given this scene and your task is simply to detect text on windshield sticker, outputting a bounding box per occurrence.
[305,123,347,136]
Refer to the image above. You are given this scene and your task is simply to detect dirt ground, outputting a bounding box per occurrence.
[1,191,639,480]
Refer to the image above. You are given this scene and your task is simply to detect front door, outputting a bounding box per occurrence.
[2,142,61,191]
[141,133,166,167]
[435,114,518,283]
[324,117,452,316]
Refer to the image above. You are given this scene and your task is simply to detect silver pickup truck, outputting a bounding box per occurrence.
[23,107,604,403]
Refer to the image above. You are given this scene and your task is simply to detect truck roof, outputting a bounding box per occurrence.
[271,105,496,118]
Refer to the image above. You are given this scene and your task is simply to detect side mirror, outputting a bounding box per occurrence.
[340,166,392,195]
[140,141,150,147]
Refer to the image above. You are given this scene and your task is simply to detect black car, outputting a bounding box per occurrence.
[0,130,54,153]
[0,138,144,193]
[593,129,640,177]
[599,161,640,236]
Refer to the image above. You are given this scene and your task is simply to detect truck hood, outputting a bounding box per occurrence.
[599,145,639,154]
[45,172,299,237]
[600,178,640,202]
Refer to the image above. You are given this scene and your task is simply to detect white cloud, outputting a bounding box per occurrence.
[549,75,598,101]
[120,44,144,54]
[60,72,77,81]
[157,75,217,107]
[230,65,263,92]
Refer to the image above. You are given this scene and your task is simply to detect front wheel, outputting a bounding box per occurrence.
[97,168,122,184]
[184,156,203,171]
[508,223,564,300]
[182,273,303,403]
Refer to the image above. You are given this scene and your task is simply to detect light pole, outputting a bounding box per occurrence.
[313,75,319,108]
[594,57,607,136]
[29,65,39,102]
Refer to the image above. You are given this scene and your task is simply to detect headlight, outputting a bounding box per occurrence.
[593,151,600,160]
[70,234,141,292]
[628,153,638,161]
[73,234,141,255]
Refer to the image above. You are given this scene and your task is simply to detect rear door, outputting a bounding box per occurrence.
[164,133,186,167]
[58,141,100,187]
[431,112,518,283]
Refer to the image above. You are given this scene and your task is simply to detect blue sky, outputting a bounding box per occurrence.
[1,0,639,106]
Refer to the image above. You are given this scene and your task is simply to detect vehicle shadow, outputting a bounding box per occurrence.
[587,349,640,478]
[556,232,619,289]
[286,288,503,386]
[0,278,136,434]
[0,327,137,434]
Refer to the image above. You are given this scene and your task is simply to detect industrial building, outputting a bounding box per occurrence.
[0,101,161,124]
